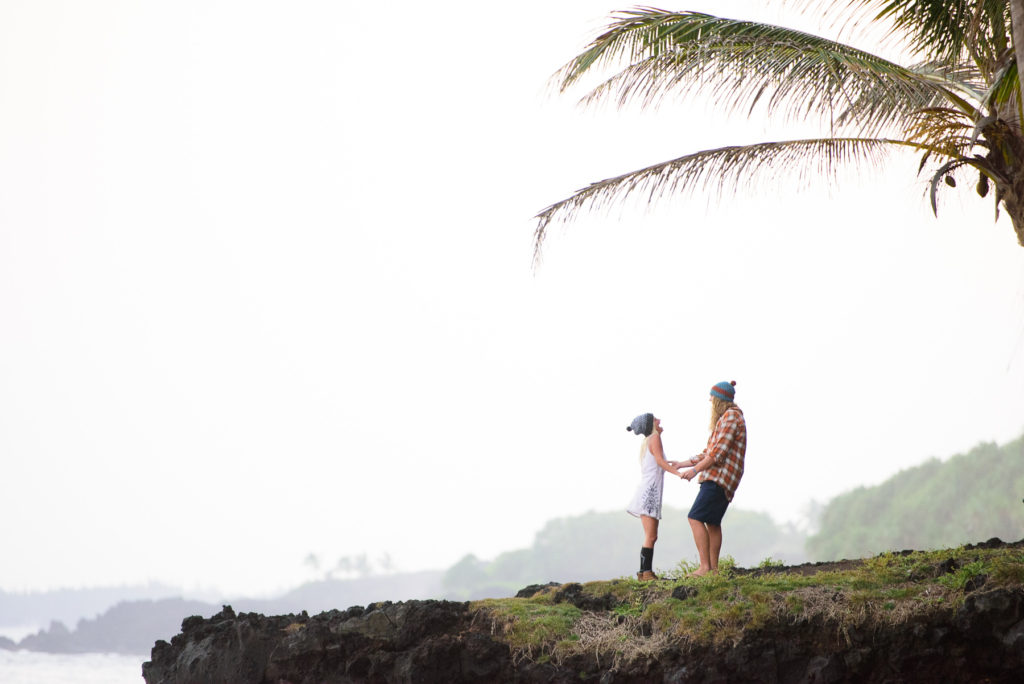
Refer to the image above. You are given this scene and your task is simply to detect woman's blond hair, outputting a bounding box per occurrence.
[709,397,737,431]
[640,417,659,463]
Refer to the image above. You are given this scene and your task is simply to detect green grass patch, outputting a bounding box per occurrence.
[880,586,919,600]
[937,560,989,591]
[471,544,1024,662]
[473,597,581,654]
[758,556,785,569]
[579,579,632,601]
[992,553,1024,584]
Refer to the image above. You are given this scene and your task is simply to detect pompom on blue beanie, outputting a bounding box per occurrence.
[710,380,737,401]
[626,413,654,437]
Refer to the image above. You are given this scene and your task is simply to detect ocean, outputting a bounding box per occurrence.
[0,650,144,684]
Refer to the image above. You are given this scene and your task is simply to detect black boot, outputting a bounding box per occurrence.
[637,547,656,581]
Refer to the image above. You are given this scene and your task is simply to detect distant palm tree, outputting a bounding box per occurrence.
[534,2,1024,261]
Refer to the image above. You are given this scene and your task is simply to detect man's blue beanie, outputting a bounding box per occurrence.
[710,381,736,401]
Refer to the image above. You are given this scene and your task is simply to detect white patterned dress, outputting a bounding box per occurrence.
[627,445,664,520]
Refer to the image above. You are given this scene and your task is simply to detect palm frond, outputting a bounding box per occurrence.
[533,137,930,262]
[905,107,976,156]
[928,158,972,214]
[834,58,986,136]
[553,8,965,136]
[985,57,1022,118]
[873,0,1010,69]
[811,0,1011,71]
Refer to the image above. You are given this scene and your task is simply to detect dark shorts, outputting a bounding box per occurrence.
[688,480,730,526]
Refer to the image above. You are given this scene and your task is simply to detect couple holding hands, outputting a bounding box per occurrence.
[626,381,747,580]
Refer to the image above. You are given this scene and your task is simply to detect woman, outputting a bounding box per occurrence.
[626,413,683,581]
[680,381,747,576]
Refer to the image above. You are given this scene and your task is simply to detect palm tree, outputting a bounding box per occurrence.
[533,1,1024,261]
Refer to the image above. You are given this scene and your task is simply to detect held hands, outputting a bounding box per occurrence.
[669,457,701,480]
[672,455,699,481]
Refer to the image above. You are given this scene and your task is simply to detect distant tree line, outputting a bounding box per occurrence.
[807,434,1024,560]
[441,507,807,600]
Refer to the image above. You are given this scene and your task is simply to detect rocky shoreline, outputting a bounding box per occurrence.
[142,540,1024,684]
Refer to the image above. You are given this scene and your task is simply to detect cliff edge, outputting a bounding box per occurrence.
[142,539,1024,683]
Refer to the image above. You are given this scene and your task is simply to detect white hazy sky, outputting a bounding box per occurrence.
[1,1,1022,597]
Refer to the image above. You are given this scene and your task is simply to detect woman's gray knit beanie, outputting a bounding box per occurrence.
[627,413,654,437]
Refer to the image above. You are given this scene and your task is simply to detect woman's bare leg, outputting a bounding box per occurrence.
[641,515,659,547]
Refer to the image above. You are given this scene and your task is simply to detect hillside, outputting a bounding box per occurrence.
[808,434,1024,559]
[442,506,806,600]
[142,538,1024,683]
[8,571,444,656]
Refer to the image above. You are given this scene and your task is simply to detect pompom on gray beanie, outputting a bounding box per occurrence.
[626,413,654,437]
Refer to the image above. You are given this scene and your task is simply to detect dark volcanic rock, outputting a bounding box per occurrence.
[144,579,1024,683]
[515,582,560,598]
[553,582,618,611]
[143,600,510,684]
[670,585,698,601]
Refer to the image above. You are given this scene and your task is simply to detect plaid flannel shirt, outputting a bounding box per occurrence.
[698,406,746,502]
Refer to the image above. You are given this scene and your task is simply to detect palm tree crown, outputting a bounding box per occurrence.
[534,2,1024,261]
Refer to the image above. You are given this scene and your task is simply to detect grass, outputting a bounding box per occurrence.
[473,596,582,663]
[470,544,1024,664]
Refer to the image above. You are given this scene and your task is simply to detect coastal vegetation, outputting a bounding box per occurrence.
[808,434,1024,559]
[474,540,1024,669]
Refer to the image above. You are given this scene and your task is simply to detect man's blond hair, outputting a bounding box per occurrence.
[709,397,738,431]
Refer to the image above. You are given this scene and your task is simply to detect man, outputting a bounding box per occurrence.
[679,380,747,576]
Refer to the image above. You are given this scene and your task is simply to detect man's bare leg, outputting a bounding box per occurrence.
[688,517,712,576]
[708,524,723,572]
